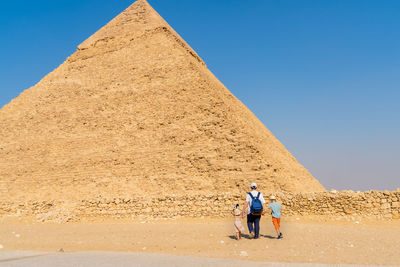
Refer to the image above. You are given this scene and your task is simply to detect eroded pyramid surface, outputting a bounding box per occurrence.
[0,0,324,201]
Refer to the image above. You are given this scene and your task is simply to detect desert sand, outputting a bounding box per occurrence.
[1,216,399,266]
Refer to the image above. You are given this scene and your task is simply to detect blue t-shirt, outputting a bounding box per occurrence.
[268,202,281,218]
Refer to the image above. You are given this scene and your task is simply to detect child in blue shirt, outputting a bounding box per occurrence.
[268,195,283,239]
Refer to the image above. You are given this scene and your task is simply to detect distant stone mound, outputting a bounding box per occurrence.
[0,0,324,202]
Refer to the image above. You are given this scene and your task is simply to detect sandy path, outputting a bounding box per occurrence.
[0,217,399,266]
[0,251,392,267]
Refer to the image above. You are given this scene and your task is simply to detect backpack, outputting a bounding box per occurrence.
[248,192,263,215]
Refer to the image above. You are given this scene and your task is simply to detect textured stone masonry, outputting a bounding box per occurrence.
[0,0,324,202]
[1,190,399,223]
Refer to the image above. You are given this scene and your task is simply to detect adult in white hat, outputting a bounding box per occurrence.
[242,182,266,239]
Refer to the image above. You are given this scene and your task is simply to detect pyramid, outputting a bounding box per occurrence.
[0,0,324,202]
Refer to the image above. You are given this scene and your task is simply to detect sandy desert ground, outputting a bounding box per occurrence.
[0,216,399,266]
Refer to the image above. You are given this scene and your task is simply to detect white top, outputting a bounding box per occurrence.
[245,190,266,215]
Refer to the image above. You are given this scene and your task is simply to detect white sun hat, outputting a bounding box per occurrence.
[250,182,257,189]
[269,195,276,200]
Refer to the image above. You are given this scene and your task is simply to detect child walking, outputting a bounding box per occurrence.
[232,204,245,240]
[268,195,283,239]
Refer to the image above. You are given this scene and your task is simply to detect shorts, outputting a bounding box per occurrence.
[272,217,281,229]
[234,220,245,233]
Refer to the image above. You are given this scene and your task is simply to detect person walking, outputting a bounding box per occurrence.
[231,204,245,240]
[268,195,283,239]
[242,182,266,239]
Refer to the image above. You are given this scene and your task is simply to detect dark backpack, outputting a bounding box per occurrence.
[248,192,263,215]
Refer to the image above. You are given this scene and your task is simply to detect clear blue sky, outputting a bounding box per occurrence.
[1,0,399,191]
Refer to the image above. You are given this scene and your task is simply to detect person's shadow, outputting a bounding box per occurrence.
[228,234,252,240]
[260,234,276,239]
[228,234,276,240]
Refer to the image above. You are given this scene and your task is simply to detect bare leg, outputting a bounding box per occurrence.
[275,227,281,237]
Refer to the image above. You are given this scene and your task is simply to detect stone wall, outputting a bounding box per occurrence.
[1,190,399,223]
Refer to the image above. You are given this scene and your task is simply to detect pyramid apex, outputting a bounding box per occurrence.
[78,0,166,50]
[76,0,205,65]
[132,0,151,7]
